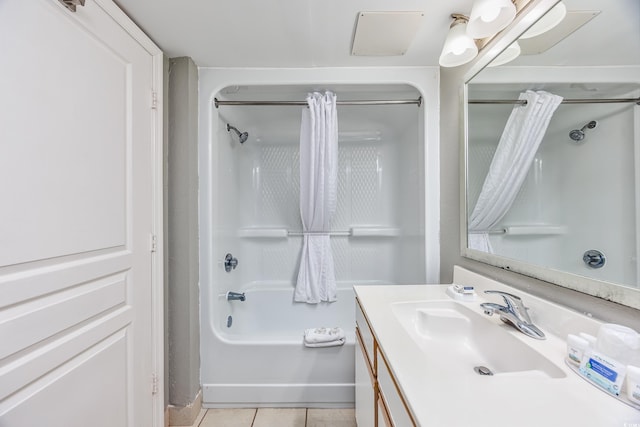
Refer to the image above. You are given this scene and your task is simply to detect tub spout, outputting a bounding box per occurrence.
[226,291,246,302]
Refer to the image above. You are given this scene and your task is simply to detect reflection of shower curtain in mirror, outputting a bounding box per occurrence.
[294,92,338,303]
[468,90,563,252]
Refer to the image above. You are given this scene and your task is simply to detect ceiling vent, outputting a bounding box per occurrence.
[351,11,424,56]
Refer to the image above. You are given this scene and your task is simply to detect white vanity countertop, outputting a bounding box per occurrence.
[354,267,640,427]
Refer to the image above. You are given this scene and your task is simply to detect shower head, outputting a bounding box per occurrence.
[569,120,597,142]
[227,123,249,143]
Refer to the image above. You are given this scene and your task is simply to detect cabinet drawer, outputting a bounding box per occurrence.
[377,351,416,427]
[356,298,375,371]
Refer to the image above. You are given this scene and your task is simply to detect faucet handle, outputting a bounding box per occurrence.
[226,291,246,302]
[484,290,531,323]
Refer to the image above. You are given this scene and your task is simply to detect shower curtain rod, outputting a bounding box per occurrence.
[469,97,640,106]
[214,97,422,108]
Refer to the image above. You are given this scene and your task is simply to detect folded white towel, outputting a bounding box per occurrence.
[303,327,346,344]
[304,338,345,348]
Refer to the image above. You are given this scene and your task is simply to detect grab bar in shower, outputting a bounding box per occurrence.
[237,227,400,238]
[469,225,567,235]
[469,229,507,235]
[287,231,352,237]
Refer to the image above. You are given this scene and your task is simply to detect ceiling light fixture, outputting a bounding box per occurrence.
[438,14,478,68]
[466,0,517,39]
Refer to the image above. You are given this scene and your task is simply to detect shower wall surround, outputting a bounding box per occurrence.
[234,119,419,287]
[197,67,440,406]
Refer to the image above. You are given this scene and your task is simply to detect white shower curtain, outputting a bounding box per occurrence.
[294,91,338,303]
[468,90,563,252]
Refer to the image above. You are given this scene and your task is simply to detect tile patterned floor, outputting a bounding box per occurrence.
[175,408,356,427]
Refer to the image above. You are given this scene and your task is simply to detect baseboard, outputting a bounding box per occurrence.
[203,383,354,407]
[168,389,202,426]
[164,407,170,427]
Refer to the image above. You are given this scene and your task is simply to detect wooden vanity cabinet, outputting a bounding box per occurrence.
[355,298,417,427]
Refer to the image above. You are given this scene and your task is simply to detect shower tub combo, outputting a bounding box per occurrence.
[199,79,436,407]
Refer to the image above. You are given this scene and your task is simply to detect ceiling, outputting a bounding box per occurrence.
[113,0,638,68]
[113,0,474,67]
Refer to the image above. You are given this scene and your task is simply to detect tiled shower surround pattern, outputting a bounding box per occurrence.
[234,137,423,287]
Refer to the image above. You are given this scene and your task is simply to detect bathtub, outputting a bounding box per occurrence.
[199,79,434,408]
[201,284,363,407]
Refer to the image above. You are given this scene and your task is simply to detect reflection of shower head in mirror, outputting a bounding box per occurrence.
[569,120,597,142]
[227,123,249,143]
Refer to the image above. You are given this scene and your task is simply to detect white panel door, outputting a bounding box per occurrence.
[0,1,160,426]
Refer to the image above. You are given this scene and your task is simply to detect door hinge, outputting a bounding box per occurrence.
[149,234,158,253]
[151,91,158,110]
[152,373,159,395]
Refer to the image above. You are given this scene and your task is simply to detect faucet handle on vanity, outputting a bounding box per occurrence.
[484,290,532,324]
[481,290,545,340]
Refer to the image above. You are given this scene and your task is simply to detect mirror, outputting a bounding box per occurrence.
[463,0,640,309]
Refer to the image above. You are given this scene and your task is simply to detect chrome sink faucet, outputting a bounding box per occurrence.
[480,290,545,340]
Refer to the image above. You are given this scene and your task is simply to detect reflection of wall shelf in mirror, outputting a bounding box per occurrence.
[471,225,567,236]
[504,225,567,236]
[237,227,400,238]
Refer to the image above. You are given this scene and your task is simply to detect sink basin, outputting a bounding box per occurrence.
[391,301,566,379]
